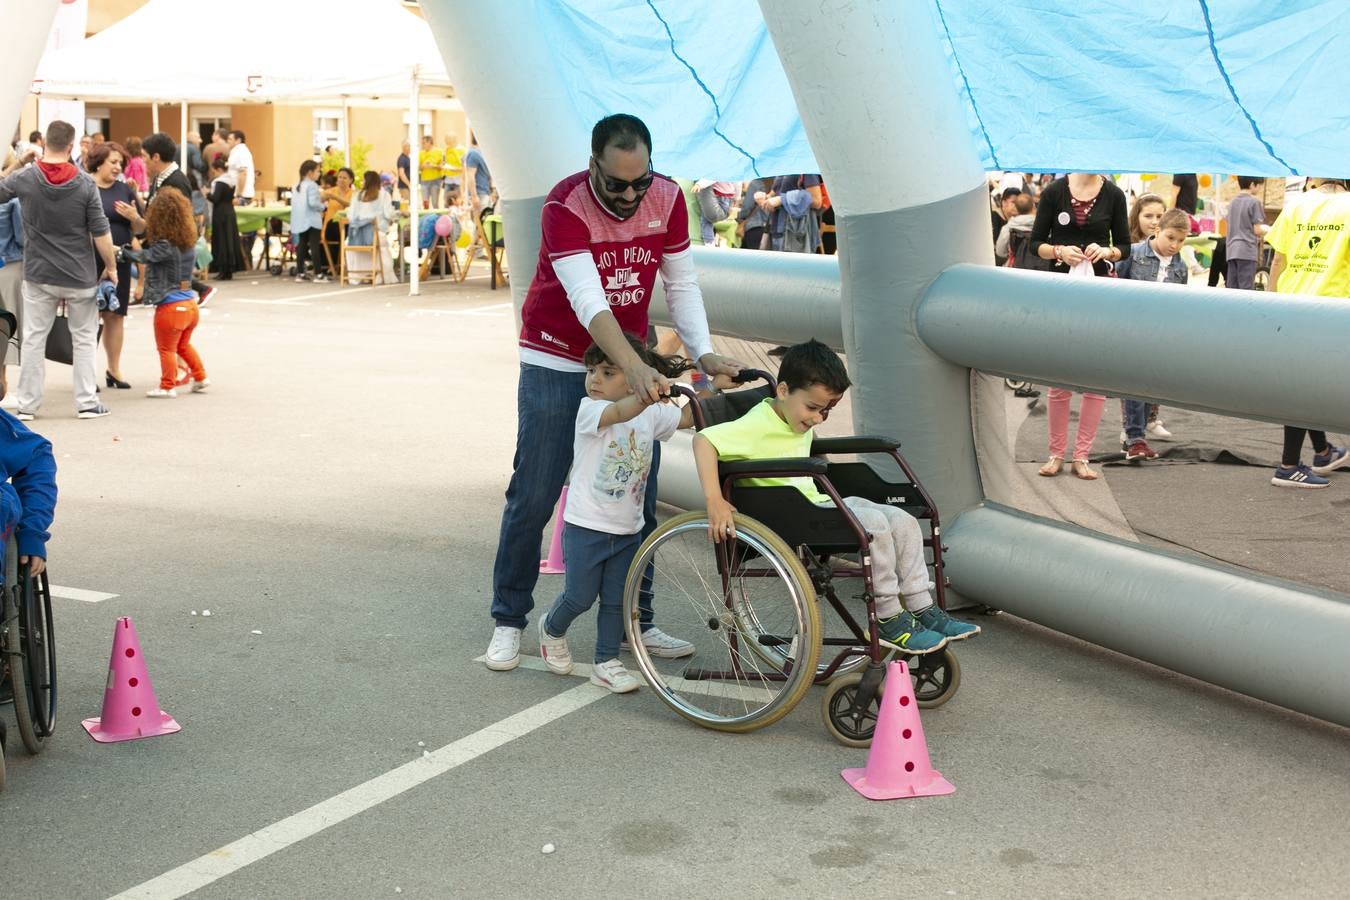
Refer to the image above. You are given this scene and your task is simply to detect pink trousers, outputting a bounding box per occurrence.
[1046,388,1106,460]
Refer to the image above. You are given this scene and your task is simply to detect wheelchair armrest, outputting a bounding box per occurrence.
[809,435,901,455]
[720,457,829,479]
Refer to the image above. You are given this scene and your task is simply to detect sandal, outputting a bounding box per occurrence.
[1038,456,1063,477]
[1071,459,1099,480]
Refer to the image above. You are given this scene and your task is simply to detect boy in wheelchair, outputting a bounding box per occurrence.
[692,339,977,654]
[0,407,56,706]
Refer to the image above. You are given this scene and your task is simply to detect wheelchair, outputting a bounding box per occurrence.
[622,371,960,747]
[1,530,57,788]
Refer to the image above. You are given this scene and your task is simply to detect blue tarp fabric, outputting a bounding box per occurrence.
[534,0,1350,179]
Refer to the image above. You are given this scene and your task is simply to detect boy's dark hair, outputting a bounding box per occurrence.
[777,339,850,394]
[583,334,694,380]
[227,129,246,143]
[44,120,75,153]
[1237,176,1264,190]
[1013,193,1035,215]
[142,132,176,163]
[1000,186,1022,201]
[1157,208,1190,234]
[27,130,41,144]
[591,114,652,160]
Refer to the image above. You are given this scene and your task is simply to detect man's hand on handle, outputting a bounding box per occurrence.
[698,352,747,390]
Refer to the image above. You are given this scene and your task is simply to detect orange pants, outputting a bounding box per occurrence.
[153,300,207,390]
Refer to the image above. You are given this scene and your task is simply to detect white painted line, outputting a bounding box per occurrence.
[408,302,512,318]
[109,681,608,900]
[49,585,118,604]
[505,653,778,703]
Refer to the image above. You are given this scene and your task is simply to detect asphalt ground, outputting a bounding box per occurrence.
[1,272,1348,898]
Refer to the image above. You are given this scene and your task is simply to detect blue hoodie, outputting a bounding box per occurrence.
[0,409,57,562]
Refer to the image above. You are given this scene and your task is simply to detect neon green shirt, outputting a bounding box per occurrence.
[699,398,830,505]
[1265,189,1350,298]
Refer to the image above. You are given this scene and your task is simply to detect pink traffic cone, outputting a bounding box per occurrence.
[82,617,181,743]
[842,660,954,800]
[539,486,568,574]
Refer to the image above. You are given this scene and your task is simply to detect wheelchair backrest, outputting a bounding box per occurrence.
[692,368,776,430]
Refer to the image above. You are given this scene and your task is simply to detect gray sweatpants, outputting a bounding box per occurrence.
[17,280,100,414]
[839,496,933,619]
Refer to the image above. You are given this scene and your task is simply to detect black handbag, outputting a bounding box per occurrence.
[44,300,102,366]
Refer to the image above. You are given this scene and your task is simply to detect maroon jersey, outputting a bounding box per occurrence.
[519,170,690,366]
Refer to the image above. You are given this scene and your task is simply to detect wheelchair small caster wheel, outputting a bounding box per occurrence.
[980,605,1003,616]
[911,648,961,709]
[821,671,881,748]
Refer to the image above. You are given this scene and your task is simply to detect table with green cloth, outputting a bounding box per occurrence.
[234,205,459,235]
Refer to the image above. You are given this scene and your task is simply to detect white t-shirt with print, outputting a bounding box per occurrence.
[1154,255,1173,281]
[564,398,683,535]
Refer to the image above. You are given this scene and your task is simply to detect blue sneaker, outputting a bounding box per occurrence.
[875,612,948,655]
[1311,445,1350,476]
[915,605,981,641]
[1271,463,1329,489]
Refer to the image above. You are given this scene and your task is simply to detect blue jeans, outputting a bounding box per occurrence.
[1122,398,1150,442]
[543,524,641,663]
[490,363,660,630]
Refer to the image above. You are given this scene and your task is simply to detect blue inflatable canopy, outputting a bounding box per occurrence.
[536,0,1350,179]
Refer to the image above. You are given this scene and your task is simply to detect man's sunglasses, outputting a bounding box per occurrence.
[592,157,654,195]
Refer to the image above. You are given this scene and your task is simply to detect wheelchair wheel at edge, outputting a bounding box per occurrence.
[3,555,56,754]
[623,511,821,733]
[820,648,961,747]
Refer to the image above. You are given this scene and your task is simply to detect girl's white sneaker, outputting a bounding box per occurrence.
[146,388,177,398]
[191,379,211,393]
[590,659,640,694]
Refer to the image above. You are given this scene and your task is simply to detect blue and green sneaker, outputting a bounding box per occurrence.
[915,605,981,641]
[876,612,948,654]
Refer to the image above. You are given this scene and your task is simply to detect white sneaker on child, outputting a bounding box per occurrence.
[538,621,574,675]
[484,626,521,671]
[620,626,695,659]
[590,659,640,694]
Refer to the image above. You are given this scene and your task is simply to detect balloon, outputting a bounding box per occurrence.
[1199,174,1212,188]
[433,215,453,237]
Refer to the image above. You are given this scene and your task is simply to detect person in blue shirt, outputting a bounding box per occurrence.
[463,133,493,217]
[0,197,23,398]
[290,160,327,282]
[0,408,57,583]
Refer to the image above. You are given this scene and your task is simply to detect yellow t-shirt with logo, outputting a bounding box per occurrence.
[441,146,464,181]
[1265,189,1350,298]
[418,148,444,182]
[699,398,830,505]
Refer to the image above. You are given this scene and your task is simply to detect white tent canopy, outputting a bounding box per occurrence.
[33,0,454,104]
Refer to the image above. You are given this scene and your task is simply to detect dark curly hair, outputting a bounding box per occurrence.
[583,333,695,379]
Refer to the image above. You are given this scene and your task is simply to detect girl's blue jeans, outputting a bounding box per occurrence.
[543,524,642,663]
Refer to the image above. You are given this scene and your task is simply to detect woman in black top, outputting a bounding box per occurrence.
[86,141,143,389]
[206,153,244,279]
[1028,174,1131,481]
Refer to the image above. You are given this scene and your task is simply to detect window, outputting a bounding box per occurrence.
[313,110,345,154]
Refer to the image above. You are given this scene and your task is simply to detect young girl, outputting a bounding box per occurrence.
[1114,207,1190,459]
[119,190,208,398]
[291,161,327,282]
[537,335,696,693]
[1121,192,1176,442]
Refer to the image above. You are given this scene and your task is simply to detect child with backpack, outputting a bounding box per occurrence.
[537,335,697,693]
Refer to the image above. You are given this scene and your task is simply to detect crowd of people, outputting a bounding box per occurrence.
[988,169,1350,488]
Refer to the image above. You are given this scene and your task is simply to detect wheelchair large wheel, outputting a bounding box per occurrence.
[624,511,820,733]
[4,564,56,754]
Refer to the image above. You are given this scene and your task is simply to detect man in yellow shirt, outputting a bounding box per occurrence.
[440,136,464,206]
[1265,177,1350,488]
[417,135,444,209]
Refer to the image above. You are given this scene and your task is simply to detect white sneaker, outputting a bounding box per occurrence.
[485,626,521,671]
[590,659,640,694]
[145,388,178,398]
[1147,420,1173,440]
[621,626,695,659]
[191,379,210,394]
[1119,430,1128,445]
[538,620,574,675]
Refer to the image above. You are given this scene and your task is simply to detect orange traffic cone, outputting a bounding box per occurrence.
[82,617,181,743]
[842,660,954,800]
[539,486,568,575]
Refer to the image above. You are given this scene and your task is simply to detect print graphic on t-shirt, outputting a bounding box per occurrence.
[605,267,640,290]
[594,429,653,502]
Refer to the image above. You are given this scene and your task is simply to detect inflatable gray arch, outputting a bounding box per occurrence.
[424,1,1350,726]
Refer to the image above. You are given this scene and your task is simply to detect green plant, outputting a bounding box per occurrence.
[322,141,374,184]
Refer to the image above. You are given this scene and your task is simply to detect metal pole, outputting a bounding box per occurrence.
[409,72,420,297]
[151,101,159,134]
[179,100,188,174]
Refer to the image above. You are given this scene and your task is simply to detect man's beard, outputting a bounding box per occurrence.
[591,171,639,220]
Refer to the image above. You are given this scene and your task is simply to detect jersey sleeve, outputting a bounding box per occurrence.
[664,186,691,253]
[541,200,591,261]
[574,397,608,436]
